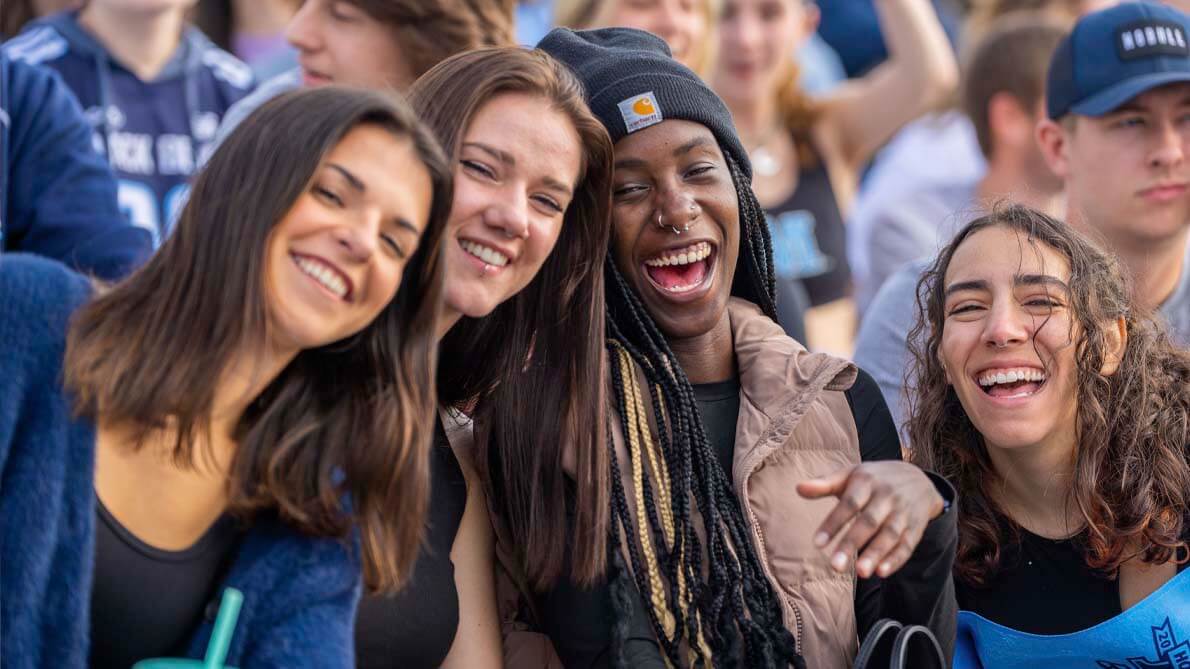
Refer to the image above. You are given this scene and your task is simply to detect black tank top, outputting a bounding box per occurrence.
[764,148,850,317]
[956,528,1190,635]
[90,499,241,668]
[354,420,469,668]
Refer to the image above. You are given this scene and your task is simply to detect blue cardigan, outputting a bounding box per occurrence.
[0,254,362,668]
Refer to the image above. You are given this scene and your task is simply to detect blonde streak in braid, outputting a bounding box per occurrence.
[618,349,676,638]
[655,394,715,666]
[649,389,712,665]
[642,388,680,545]
[619,350,689,659]
[622,358,675,550]
[637,381,675,547]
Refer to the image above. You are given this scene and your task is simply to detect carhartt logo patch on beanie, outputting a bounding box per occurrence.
[537,26,752,180]
[618,91,663,132]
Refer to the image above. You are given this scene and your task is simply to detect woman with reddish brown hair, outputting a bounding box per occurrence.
[907,205,1190,666]
[352,45,613,669]
[0,86,452,668]
[712,0,956,354]
[555,0,719,77]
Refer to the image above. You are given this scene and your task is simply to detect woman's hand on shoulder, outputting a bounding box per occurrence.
[796,462,944,579]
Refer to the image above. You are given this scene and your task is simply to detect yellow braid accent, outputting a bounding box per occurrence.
[616,346,676,638]
[610,342,712,664]
[651,390,678,532]
[633,380,674,548]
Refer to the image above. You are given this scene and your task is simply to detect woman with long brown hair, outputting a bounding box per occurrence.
[0,86,451,668]
[351,46,613,668]
[907,205,1190,666]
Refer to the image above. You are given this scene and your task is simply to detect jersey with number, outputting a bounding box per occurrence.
[4,11,254,245]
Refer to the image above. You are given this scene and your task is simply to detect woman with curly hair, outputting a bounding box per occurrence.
[907,204,1190,666]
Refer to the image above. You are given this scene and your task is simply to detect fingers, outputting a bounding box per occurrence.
[803,463,944,577]
[811,468,873,550]
[874,522,927,578]
[795,466,854,500]
[854,509,907,578]
[829,486,895,575]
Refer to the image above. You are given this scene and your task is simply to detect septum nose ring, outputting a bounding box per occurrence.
[657,212,689,235]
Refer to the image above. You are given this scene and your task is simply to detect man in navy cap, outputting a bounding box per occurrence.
[1036,0,1190,340]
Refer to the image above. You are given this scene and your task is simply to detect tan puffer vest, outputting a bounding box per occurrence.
[497,298,862,668]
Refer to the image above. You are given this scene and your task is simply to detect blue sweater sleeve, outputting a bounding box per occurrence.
[2,54,150,280]
[189,522,363,668]
[0,254,91,469]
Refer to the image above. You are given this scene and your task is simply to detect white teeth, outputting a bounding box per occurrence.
[644,242,712,267]
[294,255,348,299]
[460,240,509,267]
[977,368,1047,387]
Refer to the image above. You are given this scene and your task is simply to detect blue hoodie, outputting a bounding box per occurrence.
[0,50,150,279]
[3,11,255,245]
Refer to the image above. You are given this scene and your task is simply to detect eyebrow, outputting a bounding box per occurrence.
[944,274,1070,298]
[328,163,365,192]
[674,135,715,157]
[1016,274,1069,293]
[613,135,717,171]
[388,217,420,236]
[328,163,419,235]
[1108,101,1146,115]
[465,141,573,197]
[1109,93,1190,115]
[465,142,515,167]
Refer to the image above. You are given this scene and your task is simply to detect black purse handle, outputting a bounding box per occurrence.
[854,620,947,669]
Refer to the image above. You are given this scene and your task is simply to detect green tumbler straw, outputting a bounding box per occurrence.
[132,587,243,669]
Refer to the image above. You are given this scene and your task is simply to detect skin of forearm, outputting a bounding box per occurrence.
[872,0,958,104]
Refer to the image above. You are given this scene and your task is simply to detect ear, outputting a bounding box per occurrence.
[988,92,1032,153]
[1099,316,1128,377]
[1035,118,1073,180]
[937,350,953,385]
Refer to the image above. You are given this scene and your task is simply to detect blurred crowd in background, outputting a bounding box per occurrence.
[9,0,1178,365]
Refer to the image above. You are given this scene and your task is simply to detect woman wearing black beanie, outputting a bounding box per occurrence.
[491,27,960,668]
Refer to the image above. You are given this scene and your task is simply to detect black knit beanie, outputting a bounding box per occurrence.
[538,27,752,181]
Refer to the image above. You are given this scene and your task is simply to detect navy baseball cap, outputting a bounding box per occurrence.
[1047,2,1190,119]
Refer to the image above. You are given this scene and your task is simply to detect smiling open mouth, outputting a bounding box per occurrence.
[977,368,1047,399]
[459,239,510,267]
[643,241,714,294]
[291,252,352,302]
